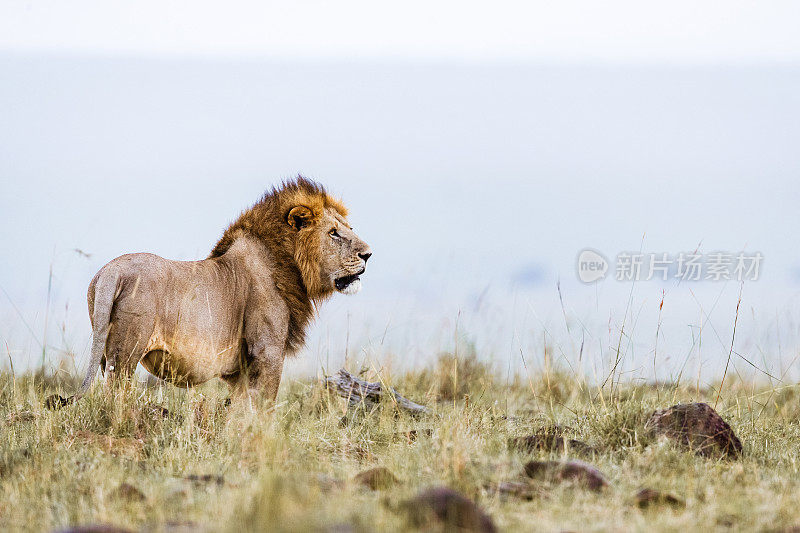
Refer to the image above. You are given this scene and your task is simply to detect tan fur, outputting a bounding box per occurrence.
[73,176,370,403]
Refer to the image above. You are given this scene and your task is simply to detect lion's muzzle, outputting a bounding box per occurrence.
[335,267,365,294]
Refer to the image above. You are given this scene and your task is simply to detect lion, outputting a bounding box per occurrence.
[51,177,371,406]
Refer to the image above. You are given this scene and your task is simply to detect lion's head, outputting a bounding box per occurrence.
[210,176,371,300]
[286,190,371,298]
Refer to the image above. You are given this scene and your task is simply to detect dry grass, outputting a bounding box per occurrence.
[2,359,800,532]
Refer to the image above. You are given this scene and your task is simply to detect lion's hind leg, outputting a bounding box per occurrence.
[103,322,146,392]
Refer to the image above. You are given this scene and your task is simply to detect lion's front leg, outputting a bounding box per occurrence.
[228,342,285,403]
[248,347,285,402]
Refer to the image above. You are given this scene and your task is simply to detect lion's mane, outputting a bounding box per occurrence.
[209,176,348,353]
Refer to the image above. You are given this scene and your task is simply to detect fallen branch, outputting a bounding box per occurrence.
[324,369,430,415]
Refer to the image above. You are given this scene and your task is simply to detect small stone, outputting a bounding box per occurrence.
[111,483,146,502]
[634,488,685,509]
[353,467,399,490]
[400,486,497,533]
[523,460,608,491]
[645,402,742,458]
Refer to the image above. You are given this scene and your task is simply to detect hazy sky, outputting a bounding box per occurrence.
[1,4,799,381]
[2,56,799,378]
[2,1,800,64]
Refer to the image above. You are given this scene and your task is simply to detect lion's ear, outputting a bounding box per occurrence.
[287,206,315,230]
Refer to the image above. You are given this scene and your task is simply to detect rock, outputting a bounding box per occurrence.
[353,467,399,490]
[645,402,742,458]
[634,488,685,509]
[110,482,146,502]
[509,431,599,457]
[400,486,496,533]
[523,460,608,491]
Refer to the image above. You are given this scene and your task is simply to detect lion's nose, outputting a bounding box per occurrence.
[358,251,372,264]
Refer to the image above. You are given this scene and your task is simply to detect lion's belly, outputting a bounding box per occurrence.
[131,273,245,385]
[140,331,242,386]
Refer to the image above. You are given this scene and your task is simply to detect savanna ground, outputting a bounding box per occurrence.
[2,352,800,532]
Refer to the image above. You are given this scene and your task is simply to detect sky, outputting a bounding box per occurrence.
[2,1,800,64]
[1,3,799,383]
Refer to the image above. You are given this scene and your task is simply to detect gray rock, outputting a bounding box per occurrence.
[110,483,146,502]
[645,402,742,458]
[400,486,496,533]
[523,460,608,491]
[634,488,685,509]
[353,467,399,490]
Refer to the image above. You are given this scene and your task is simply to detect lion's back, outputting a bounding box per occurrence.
[88,253,186,319]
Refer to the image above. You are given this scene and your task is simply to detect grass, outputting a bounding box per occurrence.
[2,353,800,532]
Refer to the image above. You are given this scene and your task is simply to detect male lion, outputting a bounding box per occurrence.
[61,177,370,404]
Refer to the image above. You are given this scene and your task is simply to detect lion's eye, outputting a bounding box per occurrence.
[329,228,340,238]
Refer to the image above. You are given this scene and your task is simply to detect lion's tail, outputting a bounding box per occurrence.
[76,270,120,399]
